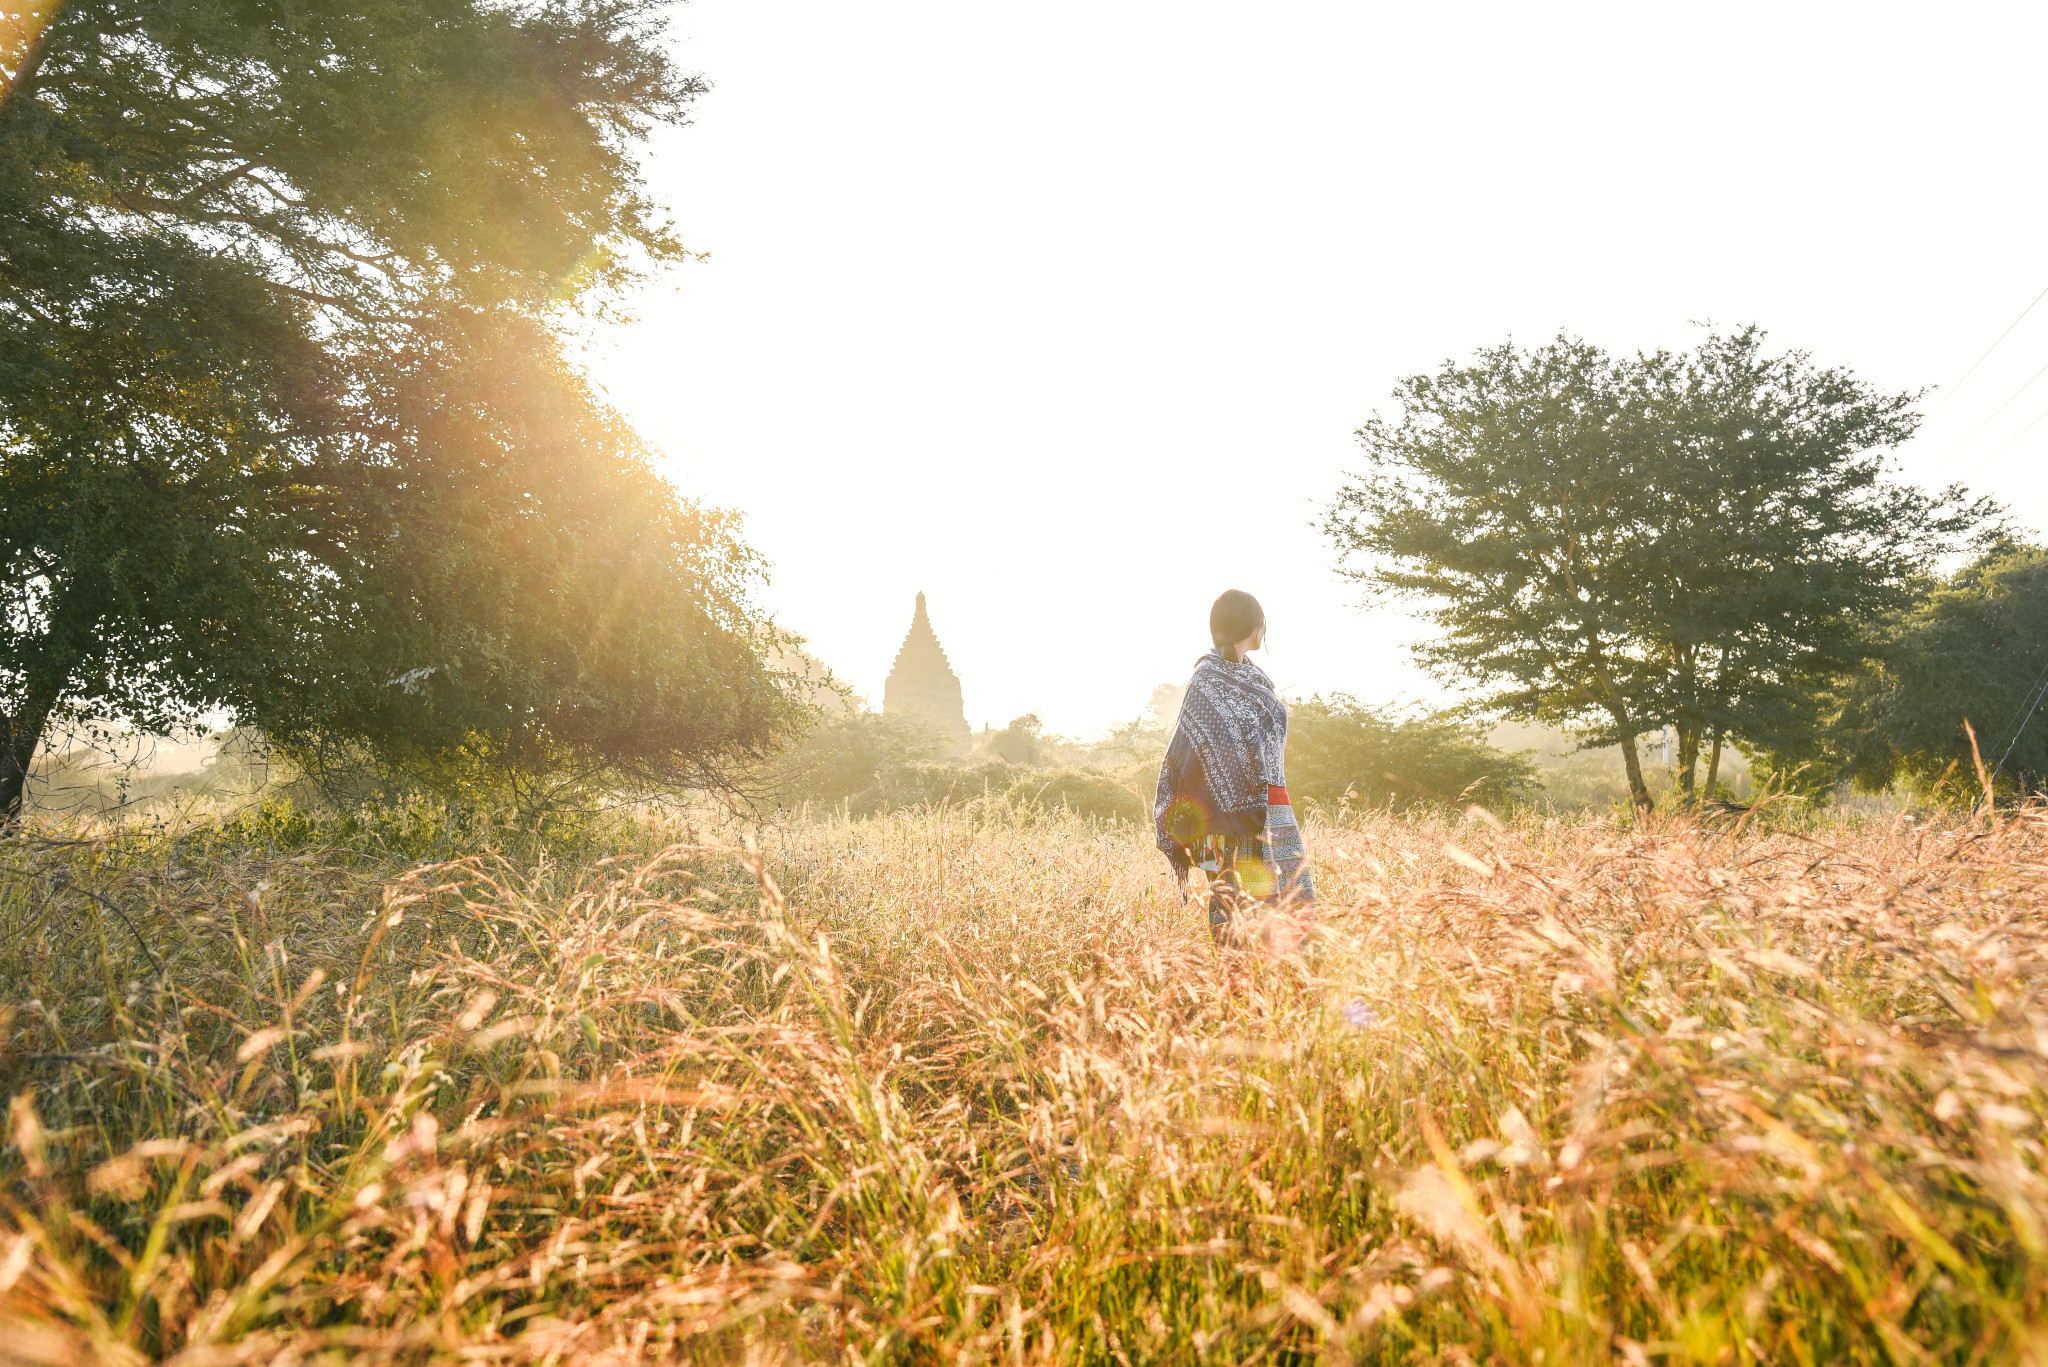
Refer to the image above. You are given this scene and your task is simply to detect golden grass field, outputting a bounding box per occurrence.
[3,799,2048,1364]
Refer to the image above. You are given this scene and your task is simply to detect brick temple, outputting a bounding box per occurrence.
[884,592,970,746]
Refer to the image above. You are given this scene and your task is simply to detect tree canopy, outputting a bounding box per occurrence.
[1,1,804,818]
[1324,328,1993,809]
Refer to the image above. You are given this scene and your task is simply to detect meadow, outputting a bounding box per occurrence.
[2,796,2046,1364]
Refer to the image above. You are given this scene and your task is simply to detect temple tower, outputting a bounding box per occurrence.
[884,592,970,746]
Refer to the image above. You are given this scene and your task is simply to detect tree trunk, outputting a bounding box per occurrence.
[1619,731,1654,812]
[0,687,60,822]
[1677,725,1701,806]
[1704,728,1724,799]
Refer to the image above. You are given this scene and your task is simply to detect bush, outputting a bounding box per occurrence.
[1285,695,1536,813]
[983,714,1047,766]
[754,711,945,811]
[817,760,1151,824]
[762,708,1150,824]
[1002,769,1148,823]
[850,760,1018,815]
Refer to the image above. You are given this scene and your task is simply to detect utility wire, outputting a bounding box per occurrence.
[1993,667,2048,782]
[1916,287,2048,789]
[1936,355,2048,462]
[1948,391,2048,487]
[1976,399,2048,464]
[1928,284,2048,417]
[1985,655,2048,762]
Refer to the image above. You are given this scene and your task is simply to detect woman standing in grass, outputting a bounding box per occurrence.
[1154,590,1315,950]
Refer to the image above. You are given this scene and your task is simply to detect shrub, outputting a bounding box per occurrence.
[829,761,1148,824]
[849,759,1018,815]
[755,710,944,811]
[1285,694,1536,812]
[983,714,1047,766]
[1002,769,1148,823]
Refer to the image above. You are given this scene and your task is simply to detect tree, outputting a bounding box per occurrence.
[986,714,1047,767]
[1794,544,2048,798]
[1324,329,1992,810]
[1283,695,1536,812]
[0,1,797,819]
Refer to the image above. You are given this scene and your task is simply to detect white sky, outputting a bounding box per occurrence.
[582,0,2048,737]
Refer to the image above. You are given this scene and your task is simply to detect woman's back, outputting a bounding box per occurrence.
[1153,591,1315,948]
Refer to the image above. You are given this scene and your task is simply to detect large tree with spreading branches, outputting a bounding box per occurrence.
[0,1,805,818]
[1324,328,1994,810]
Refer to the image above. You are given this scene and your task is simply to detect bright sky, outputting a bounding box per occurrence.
[582,0,2048,737]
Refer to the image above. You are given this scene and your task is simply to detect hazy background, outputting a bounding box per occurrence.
[581,0,2048,737]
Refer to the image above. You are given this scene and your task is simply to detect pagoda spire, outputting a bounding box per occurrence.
[884,591,969,746]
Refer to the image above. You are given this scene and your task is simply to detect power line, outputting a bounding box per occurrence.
[1993,666,2048,783]
[1964,397,2048,473]
[1937,354,2048,462]
[1928,284,2048,417]
[1986,655,2048,762]
[1946,378,2048,487]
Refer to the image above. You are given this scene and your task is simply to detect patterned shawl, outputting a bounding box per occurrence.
[1157,648,1290,841]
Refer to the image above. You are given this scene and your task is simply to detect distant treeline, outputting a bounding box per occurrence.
[753,685,1538,823]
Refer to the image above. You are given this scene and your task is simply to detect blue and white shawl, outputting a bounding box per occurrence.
[1154,649,1314,906]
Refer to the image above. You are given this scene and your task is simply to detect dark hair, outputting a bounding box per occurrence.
[1210,590,1265,662]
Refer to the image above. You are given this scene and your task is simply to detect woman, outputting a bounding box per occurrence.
[1154,590,1315,949]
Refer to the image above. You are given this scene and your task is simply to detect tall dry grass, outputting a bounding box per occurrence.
[3,800,2048,1363]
